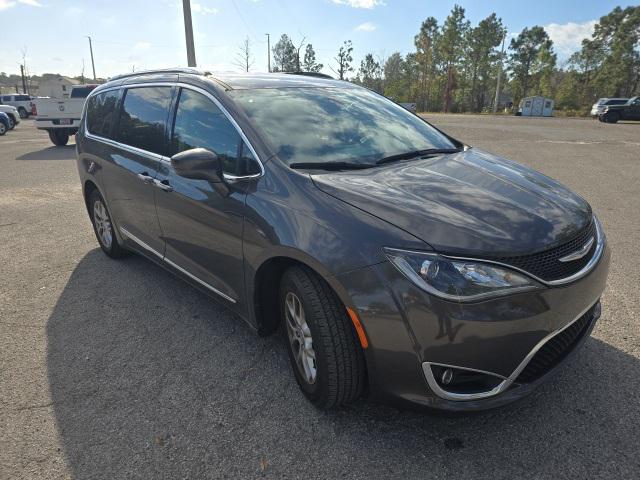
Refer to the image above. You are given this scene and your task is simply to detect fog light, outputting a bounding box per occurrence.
[441,368,454,385]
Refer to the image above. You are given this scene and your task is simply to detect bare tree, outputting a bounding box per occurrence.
[234,36,255,73]
[20,46,31,94]
[294,36,306,71]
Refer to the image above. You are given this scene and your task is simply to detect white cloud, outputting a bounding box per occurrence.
[332,0,384,9]
[355,22,376,32]
[544,20,596,58]
[1,0,42,10]
[191,2,219,15]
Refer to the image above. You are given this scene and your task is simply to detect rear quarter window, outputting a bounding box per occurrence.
[86,90,121,139]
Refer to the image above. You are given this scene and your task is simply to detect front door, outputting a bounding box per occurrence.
[154,86,261,312]
[105,85,174,257]
[628,98,640,120]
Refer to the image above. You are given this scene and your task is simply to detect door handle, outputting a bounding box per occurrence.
[154,179,174,192]
[137,172,154,183]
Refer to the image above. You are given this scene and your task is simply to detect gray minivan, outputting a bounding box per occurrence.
[76,68,609,411]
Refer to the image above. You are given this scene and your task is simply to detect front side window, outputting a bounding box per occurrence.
[86,90,121,139]
[172,88,259,176]
[115,87,172,155]
[229,87,455,166]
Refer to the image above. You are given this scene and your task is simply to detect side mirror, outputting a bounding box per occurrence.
[170,148,223,183]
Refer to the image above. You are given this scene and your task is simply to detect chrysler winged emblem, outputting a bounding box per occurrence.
[559,237,595,262]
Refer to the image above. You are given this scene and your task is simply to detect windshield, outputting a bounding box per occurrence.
[229,87,456,166]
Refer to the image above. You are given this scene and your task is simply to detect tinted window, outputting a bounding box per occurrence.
[17,95,30,101]
[116,87,172,155]
[229,87,455,166]
[71,86,96,98]
[172,88,259,175]
[86,90,121,138]
[1,96,10,102]
[606,99,627,105]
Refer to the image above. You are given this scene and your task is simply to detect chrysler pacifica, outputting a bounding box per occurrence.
[76,69,610,411]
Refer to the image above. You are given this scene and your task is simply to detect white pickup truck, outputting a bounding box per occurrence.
[32,85,97,146]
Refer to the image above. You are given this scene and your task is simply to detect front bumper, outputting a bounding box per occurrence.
[337,243,610,411]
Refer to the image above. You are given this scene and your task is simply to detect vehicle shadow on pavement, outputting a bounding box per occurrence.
[47,250,639,479]
[16,145,75,161]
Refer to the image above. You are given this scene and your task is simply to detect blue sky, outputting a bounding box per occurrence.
[0,0,635,79]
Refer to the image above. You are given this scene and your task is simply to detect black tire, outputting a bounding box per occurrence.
[7,115,15,129]
[280,266,365,409]
[88,189,129,259]
[18,107,28,119]
[0,122,6,136]
[48,129,69,146]
[605,112,619,124]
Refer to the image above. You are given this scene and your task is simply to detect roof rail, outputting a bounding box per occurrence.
[109,67,208,81]
[282,71,334,80]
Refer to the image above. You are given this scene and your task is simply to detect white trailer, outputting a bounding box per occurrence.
[517,96,554,117]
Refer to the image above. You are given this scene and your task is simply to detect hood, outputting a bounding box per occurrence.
[311,149,592,256]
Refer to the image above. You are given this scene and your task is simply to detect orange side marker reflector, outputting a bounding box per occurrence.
[347,307,369,349]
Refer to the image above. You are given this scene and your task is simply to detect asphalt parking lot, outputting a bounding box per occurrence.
[1,116,639,479]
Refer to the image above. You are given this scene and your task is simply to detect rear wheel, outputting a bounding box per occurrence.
[18,107,27,119]
[280,266,365,409]
[48,129,69,146]
[88,190,129,259]
[0,122,6,136]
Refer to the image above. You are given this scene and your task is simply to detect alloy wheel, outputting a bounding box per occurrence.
[93,199,113,249]
[284,291,317,384]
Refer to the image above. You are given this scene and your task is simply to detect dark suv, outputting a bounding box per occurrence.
[76,68,609,411]
[599,96,640,123]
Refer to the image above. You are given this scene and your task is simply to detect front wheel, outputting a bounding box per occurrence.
[605,112,619,124]
[280,266,365,409]
[7,115,15,129]
[48,129,69,146]
[0,122,6,136]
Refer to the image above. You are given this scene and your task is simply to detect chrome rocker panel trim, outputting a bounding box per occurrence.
[422,301,600,401]
[119,227,236,304]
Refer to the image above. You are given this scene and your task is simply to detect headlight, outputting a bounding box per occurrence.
[383,248,542,302]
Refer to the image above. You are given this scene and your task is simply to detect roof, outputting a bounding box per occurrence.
[108,68,349,90]
[39,75,80,85]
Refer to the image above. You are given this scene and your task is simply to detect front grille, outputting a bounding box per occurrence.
[489,220,597,282]
[515,304,597,384]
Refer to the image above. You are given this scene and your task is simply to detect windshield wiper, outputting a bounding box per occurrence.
[289,161,374,171]
[375,148,462,166]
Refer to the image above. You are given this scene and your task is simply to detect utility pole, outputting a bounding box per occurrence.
[86,36,97,81]
[20,65,27,94]
[182,0,197,67]
[493,32,506,114]
[265,33,271,72]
